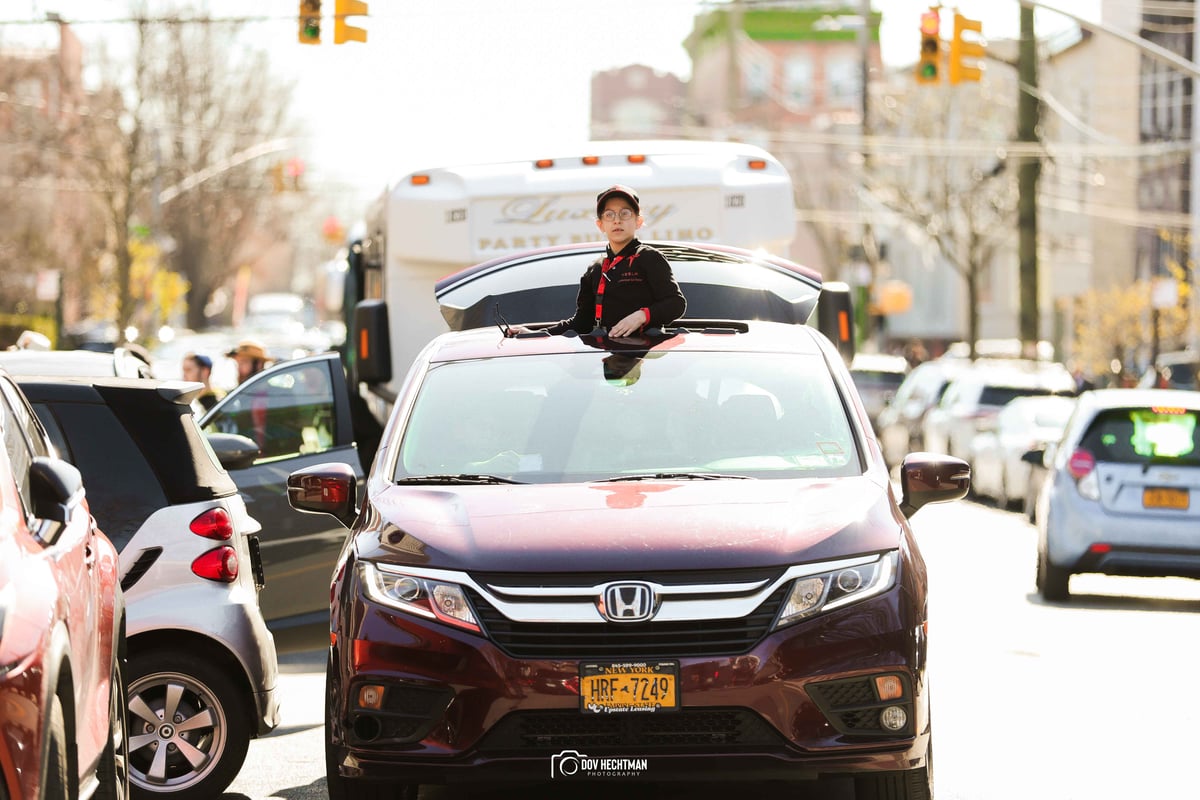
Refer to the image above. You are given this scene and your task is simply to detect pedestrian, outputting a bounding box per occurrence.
[181,352,223,412]
[226,339,272,385]
[506,185,686,338]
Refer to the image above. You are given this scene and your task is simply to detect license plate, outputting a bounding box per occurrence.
[1143,487,1190,510]
[579,661,679,713]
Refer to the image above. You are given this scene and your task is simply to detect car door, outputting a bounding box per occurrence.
[0,376,108,771]
[199,353,364,629]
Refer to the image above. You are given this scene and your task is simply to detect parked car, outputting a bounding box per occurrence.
[875,358,968,467]
[922,359,1076,461]
[291,319,969,799]
[1029,388,1200,601]
[848,352,909,427]
[13,376,279,800]
[0,368,127,800]
[969,394,1076,513]
[1137,349,1199,391]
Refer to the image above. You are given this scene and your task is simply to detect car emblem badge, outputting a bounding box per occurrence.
[599,582,656,622]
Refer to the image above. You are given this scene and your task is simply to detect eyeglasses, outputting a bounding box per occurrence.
[600,209,636,222]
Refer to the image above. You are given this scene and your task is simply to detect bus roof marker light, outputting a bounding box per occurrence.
[627,154,646,164]
[410,174,430,186]
[535,159,554,169]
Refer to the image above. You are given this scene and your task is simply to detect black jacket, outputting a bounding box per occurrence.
[547,240,686,335]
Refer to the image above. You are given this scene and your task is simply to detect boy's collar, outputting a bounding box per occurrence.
[606,238,641,257]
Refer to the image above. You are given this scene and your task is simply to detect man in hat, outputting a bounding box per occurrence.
[508,185,686,338]
[226,339,271,385]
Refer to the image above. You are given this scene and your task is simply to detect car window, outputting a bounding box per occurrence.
[978,386,1066,406]
[0,387,34,514]
[1079,407,1200,464]
[396,351,861,483]
[204,361,338,463]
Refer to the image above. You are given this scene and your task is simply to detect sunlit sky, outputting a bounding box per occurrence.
[7,0,1102,210]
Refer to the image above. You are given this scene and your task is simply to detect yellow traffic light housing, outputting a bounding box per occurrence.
[298,0,321,44]
[334,0,368,44]
[949,13,985,84]
[916,8,940,85]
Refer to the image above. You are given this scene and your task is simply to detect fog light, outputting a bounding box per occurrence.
[874,675,904,701]
[357,684,386,710]
[879,705,908,732]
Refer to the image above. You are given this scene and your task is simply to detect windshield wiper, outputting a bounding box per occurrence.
[394,474,525,485]
[596,472,752,482]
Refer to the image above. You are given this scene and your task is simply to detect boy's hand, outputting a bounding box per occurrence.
[608,311,646,338]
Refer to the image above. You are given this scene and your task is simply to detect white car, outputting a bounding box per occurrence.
[922,359,1076,460]
[848,352,909,426]
[1031,388,1200,601]
[969,394,1076,512]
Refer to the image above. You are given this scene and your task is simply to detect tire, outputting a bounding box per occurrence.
[855,763,933,800]
[1036,546,1070,602]
[126,651,250,800]
[96,661,131,800]
[43,692,71,800]
[325,655,417,800]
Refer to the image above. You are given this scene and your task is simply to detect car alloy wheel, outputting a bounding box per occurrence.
[126,652,249,800]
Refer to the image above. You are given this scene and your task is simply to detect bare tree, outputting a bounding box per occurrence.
[66,5,298,339]
[869,86,1020,358]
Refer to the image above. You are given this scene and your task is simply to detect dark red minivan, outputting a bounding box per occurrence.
[291,320,968,800]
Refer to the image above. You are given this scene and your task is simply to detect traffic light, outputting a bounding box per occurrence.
[949,13,985,84]
[334,0,368,44]
[298,0,321,45]
[916,8,940,84]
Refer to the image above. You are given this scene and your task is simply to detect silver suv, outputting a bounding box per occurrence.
[15,375,279,800]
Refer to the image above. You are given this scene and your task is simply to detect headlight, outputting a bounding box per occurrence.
[359,562,480,633]
[774,552,897,629]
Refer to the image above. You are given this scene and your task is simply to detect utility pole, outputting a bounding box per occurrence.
[726,0,743,132]
[1017,6,1040,355]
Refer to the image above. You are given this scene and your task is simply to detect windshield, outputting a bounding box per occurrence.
[394,351,861,484]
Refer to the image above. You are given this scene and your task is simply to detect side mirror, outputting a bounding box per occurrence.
[353,299,392,385]
[287,462,358,528]
[898,452,971,518]
[207,433,261,471]
[30,456,84,546]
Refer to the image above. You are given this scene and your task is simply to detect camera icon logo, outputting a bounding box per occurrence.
[550,749,587,778]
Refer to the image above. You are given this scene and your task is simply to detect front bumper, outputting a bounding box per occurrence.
[329,582,929,785]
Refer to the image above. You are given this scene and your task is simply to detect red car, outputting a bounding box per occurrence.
[0,370,127,800]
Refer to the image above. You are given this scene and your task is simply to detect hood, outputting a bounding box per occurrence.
[357,477,902,573]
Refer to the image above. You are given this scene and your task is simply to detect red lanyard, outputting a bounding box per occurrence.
[593,255,623,326]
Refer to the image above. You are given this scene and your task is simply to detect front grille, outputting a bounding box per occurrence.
[467,585,789,659]
[806,675,913,738]
[476,708,787,752]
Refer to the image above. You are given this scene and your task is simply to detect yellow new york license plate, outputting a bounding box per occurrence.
[580,661,679,713]
[1143,487,1190,510]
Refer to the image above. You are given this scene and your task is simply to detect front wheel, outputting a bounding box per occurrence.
[855,763,932,800]
[96,660,130,800]
[126,651,250,800]
[43,692,71,800]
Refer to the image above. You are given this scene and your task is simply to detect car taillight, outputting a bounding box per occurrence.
[1067,448,1101,501]
[1067,448,1095,479]
[190,508,233,540]
[192,546,239,582]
